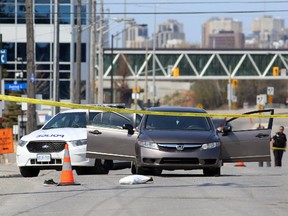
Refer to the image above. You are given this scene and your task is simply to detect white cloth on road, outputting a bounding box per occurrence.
[119,175,153,185]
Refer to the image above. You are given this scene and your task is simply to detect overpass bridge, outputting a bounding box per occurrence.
[100,49,288,81]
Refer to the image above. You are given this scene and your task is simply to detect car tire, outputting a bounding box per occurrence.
[203,167,221,177]
[75,167,88,175]
[131,162,146,175]
[101,160,113,174]
[19,167,40,177]
[131,162,136,174]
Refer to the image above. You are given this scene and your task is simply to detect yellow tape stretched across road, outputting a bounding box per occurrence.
[272,147,288,151]
[1,94,288,118]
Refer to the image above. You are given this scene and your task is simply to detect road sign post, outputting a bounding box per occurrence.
[267,87,274,104]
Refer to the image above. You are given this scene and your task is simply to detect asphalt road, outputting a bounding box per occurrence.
[1,111,287,216]
[1,158,288,216]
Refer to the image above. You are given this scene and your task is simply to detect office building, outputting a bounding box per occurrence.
[208,31,244,49]
[202,17,242,48]
[125,22,148,48]
[250,16,287,48]
[0,0,109,102]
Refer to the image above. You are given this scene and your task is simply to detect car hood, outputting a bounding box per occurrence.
[142,130,217,144]
[21,128,87,141]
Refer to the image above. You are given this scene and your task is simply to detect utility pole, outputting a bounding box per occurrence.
[98,0,104,104]
[144,38,148,107]
[74,0,82,104]
[89,0,96,104]
[25,0,37,133]
[152,4,156,106]
[0,34,2,94]
[53,0,60,115]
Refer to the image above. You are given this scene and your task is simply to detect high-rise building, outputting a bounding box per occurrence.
[202,17,242,48]
[250,16,286,48]
[125,23,148,48]
[154,19,185,48]
[208,31,244,49]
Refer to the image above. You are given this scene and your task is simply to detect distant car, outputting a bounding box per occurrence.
[17,107,141,177]
[87,107,274,176]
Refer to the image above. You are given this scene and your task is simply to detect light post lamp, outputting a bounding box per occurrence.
[15,57,25,137]
[110,23,147,103]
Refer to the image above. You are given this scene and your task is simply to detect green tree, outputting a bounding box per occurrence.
[2,92,22,128]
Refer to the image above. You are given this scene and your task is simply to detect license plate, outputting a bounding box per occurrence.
[37,154,51,162]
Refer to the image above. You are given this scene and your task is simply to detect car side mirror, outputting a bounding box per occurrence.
[123,124,134,135]
[222,125,232,135]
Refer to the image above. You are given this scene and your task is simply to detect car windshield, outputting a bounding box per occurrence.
[43,112,87,129]
[145,115,211,131]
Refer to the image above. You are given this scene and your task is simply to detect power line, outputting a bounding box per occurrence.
[99,9,288,15]
[102,0,288,5]
[1,9,288,17]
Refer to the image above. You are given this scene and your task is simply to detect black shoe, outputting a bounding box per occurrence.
[43,179,58,186]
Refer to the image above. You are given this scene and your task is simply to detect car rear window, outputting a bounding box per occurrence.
[145,115,211,131]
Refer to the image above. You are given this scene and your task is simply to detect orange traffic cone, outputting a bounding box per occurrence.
[235,162,246,167]
[58,144,80,186]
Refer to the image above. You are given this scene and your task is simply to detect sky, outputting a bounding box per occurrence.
[101,0,288,44]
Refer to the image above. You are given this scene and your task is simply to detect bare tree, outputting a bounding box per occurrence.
[114,55,132,105]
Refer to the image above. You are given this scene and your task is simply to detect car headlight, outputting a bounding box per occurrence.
[201,142,220,150]
[138,140,159,150]
[18,140,28,147]
[68,139,87,147]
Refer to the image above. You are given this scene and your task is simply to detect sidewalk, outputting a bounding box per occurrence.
[0,153,20,178]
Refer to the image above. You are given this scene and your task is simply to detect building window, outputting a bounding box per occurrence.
[17,4,26,24]
[60,81,70,99]
[59,5,70,24]
[35,0,51,3]
[36,43,50,62]
[35,5,51,24]
[0,3,15,24]
[17,43,27,61]
[60,0,71,3]
[3,43,15,61]
[59,43,70,62]
[74,5,86,25]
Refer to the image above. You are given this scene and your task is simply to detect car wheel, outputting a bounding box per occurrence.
[19,167,40,177]
[75,167,88,175]
[94,159,112,174]
[131,162,136,174]
[203,167,221,177]
[102,160,113,174]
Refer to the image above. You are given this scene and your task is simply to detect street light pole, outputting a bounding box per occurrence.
[110,34,114,103]
[15,57,25,137]
[110,23,147,104]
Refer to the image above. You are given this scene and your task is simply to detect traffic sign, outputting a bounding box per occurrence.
[267,87,274,96]
[4,82,27,91]
[256,94,267,106]
[0,49,7,64]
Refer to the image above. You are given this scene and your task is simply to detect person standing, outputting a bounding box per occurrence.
[272,126,287,167]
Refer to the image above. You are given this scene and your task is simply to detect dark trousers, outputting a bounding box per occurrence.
[273,150,284,167]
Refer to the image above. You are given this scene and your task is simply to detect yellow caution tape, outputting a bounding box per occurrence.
[272,147,288,151]
[0,94,287,118]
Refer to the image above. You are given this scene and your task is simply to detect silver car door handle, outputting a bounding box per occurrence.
[89,130,102,135]
[256,133,269,138]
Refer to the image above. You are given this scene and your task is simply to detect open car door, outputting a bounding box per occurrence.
[86,112,138,161]
[220,109,274,163]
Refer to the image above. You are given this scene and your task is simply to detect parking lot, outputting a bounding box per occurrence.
[1,156,288,216]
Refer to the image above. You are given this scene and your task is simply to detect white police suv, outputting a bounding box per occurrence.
[17,109,111,177]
